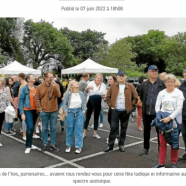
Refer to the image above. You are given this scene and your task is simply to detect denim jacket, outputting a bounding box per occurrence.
[63,91,87,114]
[19,84,37,115]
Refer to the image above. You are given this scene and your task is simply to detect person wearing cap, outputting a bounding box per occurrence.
[104,70,138,152]
[139,65,166,156]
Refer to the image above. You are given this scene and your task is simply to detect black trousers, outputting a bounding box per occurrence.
[182,120,186,151]
[0,112,5,134]
[84,95,101,131]
[108,110,130,147]
[142,113,159,150]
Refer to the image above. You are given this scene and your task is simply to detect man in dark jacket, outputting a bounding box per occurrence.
[178,69,186,161]
[139,65,166,156]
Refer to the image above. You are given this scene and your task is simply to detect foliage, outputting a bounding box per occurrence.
[0,18,23,63]
[125,30,168,72]
[23,20,75,69]
[100,38,136,71]
[60,27,108,62]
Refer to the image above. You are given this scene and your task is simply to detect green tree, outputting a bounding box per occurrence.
[125,30,168,72]
[101,38,136,71]
[23,20,75,69]
[165,32,186,75]
[60,27,108,61]
[0,18,23,63]
[0,48,7,65]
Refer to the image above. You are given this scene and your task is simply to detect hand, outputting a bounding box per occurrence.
[21,114,26,121]
[88,86,93,90]
[111,107,114,109]
[83,112,86,117]
[160,117,171,123]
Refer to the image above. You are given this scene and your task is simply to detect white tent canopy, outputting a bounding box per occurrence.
[0,61,41,75]
[61,59,118,74]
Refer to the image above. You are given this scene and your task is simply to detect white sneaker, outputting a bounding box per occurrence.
[89,124,94,128]
[99,123,103,128]
[23,137,26,141]
[65,147,71,153]
[114,138,118,144]
[0,143,3,147]
[31,145,37,149]
[93,134,101,139]
[33,134,40,139]
[25,148,31,153]
[83,133,86,139]
[35,127,40,134]
[75,148,82,154]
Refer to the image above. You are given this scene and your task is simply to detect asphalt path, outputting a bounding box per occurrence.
[0,110,186,168]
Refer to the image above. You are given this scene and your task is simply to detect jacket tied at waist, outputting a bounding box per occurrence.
[151,111,179,149]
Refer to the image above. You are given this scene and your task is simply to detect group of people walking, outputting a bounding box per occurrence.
[0,65,186,168]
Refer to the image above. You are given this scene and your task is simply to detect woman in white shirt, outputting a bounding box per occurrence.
[154,74,184,168]
[83,74,107,139]
[63,80,86,154]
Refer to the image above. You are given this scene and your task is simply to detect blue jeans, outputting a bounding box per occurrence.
[66,108,84,148]
[5,122,13,132]
[100,109,104,124]
[58,102,65,127]
[24,110,37,148]
[40,111,58,146]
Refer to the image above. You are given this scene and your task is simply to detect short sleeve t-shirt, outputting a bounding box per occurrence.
[24,87,36,110]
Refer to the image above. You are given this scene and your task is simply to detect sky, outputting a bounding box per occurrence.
[24,18,186,44]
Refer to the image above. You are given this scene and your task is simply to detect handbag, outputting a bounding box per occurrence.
[59,106,66,121]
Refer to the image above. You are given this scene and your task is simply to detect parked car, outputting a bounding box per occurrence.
[127,78,139,88]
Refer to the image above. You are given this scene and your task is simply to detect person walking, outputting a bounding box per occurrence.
[104,70,138,152]
[35,71,61,151]
[19,74,38,153]
[0,77,11,146]
[83,74,107,139]
[153,74,184,168]
[139,65,166,156]
[63,80,86,154]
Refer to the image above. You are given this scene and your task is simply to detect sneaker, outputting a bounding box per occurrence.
[152,164,165,168]
[23,136,26,141]
[99,123,103,128]
[75,148,82,154]
[139,148,149,156]
[5,131,16,136]
[83,133,86,139]
[171,164,177,168]
[25,148,31,154]
[35,126,40,134]
[66,146,71,153]
[0,143,3,147]
[33,134,40,139]
[93,134,101,139]
[31,145,37,150]
[50,145,59,152]
[178,153,186,161]
[114,138,118,144]
[42,145,48,151]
